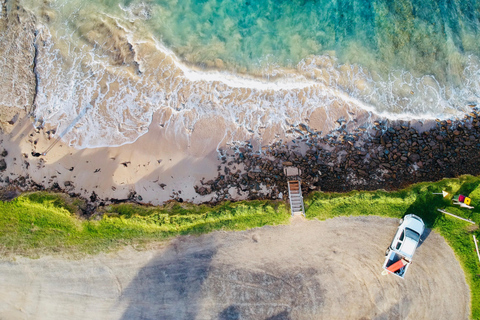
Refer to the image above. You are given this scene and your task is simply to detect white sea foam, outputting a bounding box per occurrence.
[0,11,35,110]
[21,3,480,150]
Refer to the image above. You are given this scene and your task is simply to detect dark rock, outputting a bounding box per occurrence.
[0,159,6,171]
[8,113,19,125]
[90,191,98,202]
[0,189,19,201]
[408,154,420,162]
[188,109,480,201]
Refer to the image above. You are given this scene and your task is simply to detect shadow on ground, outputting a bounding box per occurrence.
[117,232,326,320]
[118,239,217,320]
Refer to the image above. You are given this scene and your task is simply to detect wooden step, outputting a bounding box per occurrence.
[288,179,305,217]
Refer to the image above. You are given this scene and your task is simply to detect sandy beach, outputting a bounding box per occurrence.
[0,109,226,204]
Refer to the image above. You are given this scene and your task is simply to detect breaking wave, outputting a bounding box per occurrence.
[7,0,480,148]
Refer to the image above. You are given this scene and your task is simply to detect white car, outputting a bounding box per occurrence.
[386,214,425,259]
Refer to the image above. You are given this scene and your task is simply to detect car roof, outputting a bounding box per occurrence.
[399,236,418,258]
[403,215,425,234]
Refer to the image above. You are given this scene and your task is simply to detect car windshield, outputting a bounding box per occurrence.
[405,228,420,242]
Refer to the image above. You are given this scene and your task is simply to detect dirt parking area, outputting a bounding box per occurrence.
[0,216,470,319]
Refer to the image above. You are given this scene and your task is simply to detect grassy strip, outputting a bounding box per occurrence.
[0,193,289,256]
[305,175,480,319]
[1,176,480,317]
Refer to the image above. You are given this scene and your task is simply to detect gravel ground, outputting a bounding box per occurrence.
[0,216,469,320]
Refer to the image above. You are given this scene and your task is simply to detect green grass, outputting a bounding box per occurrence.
[1,176,480,317]
[0,193,289,256]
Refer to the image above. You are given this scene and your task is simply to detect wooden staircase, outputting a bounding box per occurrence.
[288,180,305,216]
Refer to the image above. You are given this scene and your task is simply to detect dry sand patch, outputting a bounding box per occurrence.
[0,216,469,319]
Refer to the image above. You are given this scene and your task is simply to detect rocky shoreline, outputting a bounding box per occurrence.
[195,106,480,202]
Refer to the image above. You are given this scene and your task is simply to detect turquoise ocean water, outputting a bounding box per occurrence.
[134,0,480,83]
[12,0,480,148]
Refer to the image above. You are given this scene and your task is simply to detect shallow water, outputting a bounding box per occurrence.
[6,0,480,148]
[134,0,480,79]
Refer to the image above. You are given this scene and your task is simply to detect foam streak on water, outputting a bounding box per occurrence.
[9,0,480,148]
